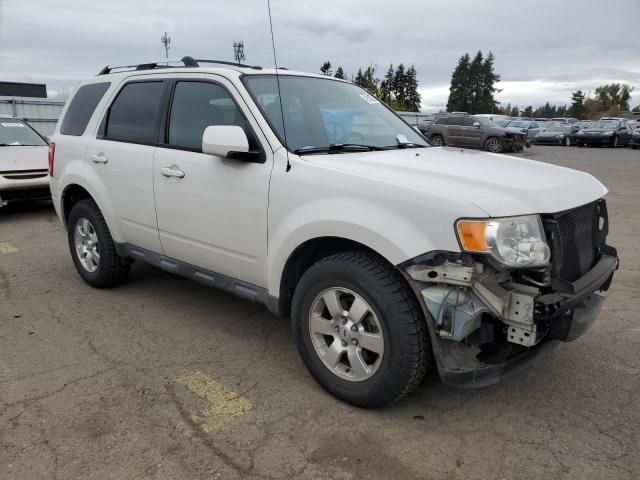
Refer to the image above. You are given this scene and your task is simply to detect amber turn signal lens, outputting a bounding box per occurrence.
[456,221,488,252]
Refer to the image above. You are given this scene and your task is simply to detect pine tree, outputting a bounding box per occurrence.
[334,66,346,79]
[478,51,500,113]
[380,64,394,104]
[523,106,533,118]
[320,61,333,76]
[393,64,407,110]
[446,53,471,112]
[468,51,484,113]
[405,65,421,112]
[354,68,364,87]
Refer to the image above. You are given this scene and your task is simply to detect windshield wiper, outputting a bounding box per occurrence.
[293,143,387,155]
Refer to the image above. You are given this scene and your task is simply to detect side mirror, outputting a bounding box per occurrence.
[473,122,481,128]
[202,125,249,158]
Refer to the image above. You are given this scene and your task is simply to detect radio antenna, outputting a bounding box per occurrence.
[267,0,291,172]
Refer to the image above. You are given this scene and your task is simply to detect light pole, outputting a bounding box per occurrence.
[233,41,245,64]
[161,32,171,59]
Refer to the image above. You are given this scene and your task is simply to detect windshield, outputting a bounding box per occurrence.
[544,125,572,132]
[0,119,47,146]
[588,121,619,129]
[473,116,500,128]
[506,121,529,128]
[243,75,428,153]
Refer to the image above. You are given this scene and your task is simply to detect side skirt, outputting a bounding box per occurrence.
[115,243,280,315]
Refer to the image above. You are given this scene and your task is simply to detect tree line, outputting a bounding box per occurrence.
[319,61,422,112]
[445,51,637,118]
[495,84,636,119]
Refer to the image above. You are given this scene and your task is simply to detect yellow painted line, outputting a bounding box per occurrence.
[176,370,253,432]
[0,243,18,254]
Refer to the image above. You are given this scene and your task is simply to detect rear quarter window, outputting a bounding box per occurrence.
[60,82,111,136]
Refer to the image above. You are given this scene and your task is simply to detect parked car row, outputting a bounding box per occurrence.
[418,113,640,151]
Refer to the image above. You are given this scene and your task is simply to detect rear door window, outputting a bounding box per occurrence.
[461,117,476,126]
[104,82,164,144]
[60,82,110,136]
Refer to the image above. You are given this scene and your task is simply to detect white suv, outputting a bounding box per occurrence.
[49,57,618,407]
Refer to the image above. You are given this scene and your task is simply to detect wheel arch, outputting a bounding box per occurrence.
[275,236,417,318]
[60,181,124,243]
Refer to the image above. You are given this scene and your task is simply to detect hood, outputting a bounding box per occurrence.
[306,147,607,217]
[505,127,526,135]
[0,145,49,171]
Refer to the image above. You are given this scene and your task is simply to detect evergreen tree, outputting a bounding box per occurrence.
[523,106,533,118]
[380,64,395,104]
[320,61,333,76]
[393,64,407,109]
[404,65,421,112]
[511,106,519,117]
[568,90,586,118]
[446,53,471,112]
[446,50,500,114]
[478,51,500,113]
[334,66,346,79]
[354,68,364,87]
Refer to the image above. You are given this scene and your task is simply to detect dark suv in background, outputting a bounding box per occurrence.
[422,114,527,153]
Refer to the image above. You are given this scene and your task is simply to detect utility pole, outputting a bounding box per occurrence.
[233,41,245,64]
[161,32,171,59]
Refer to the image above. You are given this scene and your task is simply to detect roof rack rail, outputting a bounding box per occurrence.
[97,56,262,75]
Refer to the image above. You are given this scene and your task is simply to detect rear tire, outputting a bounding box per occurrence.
[67,199,131,288]
[291,251,430,408]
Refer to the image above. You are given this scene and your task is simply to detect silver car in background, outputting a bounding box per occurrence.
[0,115,51,206]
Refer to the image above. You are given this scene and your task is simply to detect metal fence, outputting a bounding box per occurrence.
[0,96,65,137]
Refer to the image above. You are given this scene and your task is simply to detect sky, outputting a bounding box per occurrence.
[1,0,638,112]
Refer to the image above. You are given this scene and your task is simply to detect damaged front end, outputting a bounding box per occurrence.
[402,199,618,388]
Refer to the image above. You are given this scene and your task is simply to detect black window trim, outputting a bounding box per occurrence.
[158,78,266,163]
[98,79,169,147]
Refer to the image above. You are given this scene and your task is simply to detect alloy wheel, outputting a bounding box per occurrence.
[74,218,100,273]
[308,287,384,382]
[486,138,503,153]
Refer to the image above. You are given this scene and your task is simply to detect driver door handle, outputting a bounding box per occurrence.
[90,153,108,164]
[160,166,185,178]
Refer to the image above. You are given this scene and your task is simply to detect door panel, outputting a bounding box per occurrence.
[153,78,272,287]
[86,139,161,252]
[85,80,165,253]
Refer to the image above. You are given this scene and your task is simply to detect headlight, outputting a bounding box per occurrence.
[604,130,614,135]
[556,134,565,138]
[456,215,550,268]
[578,131,585,135]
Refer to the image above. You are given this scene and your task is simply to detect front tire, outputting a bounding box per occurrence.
[291,252,430,408]
[564,136,571,146]
[485,137,504,153]
[429,135,445,147]
[612,136,619,148]
[67,199,131,288]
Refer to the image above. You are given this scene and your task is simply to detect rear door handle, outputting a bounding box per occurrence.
[90,153,108,164]
[160,166,185,178]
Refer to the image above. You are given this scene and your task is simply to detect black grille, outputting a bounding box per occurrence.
[544,201,603,282]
